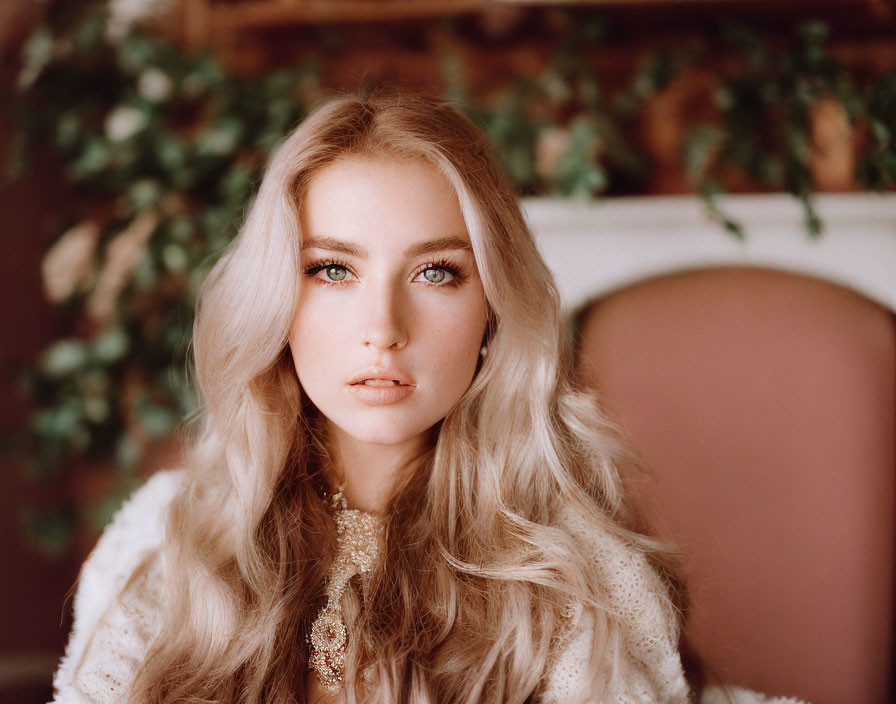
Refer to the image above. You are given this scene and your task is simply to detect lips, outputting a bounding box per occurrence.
[348,368,416,406]
[348,368,415,387]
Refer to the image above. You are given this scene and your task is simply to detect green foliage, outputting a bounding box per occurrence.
[8,3,317,549]
[553,116,607,198]
[858,67,896,189]
[471,79,545,192]
[23,506,75,558]
[682,20,886,237]
[447,12,677,198]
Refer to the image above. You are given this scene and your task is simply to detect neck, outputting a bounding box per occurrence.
[325,425,432,513]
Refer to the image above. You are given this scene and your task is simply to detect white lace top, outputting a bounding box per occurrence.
[51,471,809,704]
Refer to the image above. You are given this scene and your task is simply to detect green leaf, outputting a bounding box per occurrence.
[132,255,157,291]
[17,28,55,89]
[553,117,607,197]
[41,340,89,378]
[93,327,129,363]
[116,34,161,74]
[79,368,111,395]
[168,215,195,243]
[154,133,188,172]
[87,492,125,531]
[220,165,254,201]
[23,507,74,557]
[83,397,111,423]
[128,179,162,210]
[196,121,242,157]
[69,136,113,180]
[722,218,746,240]
[75,7,107,51]
[683,126,725,178]
[115,434,141,472]
[870,118,891,145]
[162,243,189,273]
[55,111,82,149]
[136,400,178,438]
[33,402,83,441]
[698,180,745,240]
[181,55,227,97]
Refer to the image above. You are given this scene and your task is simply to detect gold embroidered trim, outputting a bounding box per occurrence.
[309,490,382,691]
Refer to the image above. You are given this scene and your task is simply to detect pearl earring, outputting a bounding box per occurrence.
[480,345,488,357]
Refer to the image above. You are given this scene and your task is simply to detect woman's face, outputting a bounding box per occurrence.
[289,156,488,456]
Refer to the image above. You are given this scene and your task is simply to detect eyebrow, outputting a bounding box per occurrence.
[301,235,473,259]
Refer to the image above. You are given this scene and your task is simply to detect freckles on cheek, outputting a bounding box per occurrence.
[433,323,487,374]
[296,295,337,328]
[321,310,348,342]
[442,304,487,342]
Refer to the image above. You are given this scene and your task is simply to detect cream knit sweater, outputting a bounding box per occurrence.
[51,471,808,704]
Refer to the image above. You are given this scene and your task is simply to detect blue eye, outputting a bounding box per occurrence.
[303,260,353,285]
[415,263,461,286]
[423,267,448,284]
[323,265,347,282]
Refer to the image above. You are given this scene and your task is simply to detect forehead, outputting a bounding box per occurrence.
[299,156,470,251]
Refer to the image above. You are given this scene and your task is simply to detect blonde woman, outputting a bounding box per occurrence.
[52,94,805,704]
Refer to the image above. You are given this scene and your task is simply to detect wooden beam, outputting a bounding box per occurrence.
[177,0,894,35]
[213,0,485,28]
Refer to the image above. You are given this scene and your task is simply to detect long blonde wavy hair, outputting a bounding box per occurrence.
[130,93,686,703]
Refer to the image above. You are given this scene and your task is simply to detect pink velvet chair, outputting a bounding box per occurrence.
[576,266,895,704]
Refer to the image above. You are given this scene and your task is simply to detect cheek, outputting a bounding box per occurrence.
[289,302,343,376]
[425,302,487,381]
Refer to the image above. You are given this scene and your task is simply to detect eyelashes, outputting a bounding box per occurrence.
[303,259,354,286]
[302,258,469,288]
[412,258,468,286]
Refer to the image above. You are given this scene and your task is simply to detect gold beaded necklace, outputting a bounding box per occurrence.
[308,487,383,692]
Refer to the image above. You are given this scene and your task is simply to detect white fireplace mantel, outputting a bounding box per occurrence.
[522,193,896,314]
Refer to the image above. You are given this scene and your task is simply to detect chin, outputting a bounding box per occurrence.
[348,424,432,448]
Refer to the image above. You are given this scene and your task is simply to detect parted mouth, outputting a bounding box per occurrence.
[348,368,416,386]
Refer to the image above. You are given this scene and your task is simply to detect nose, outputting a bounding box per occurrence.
[361,279,408,351]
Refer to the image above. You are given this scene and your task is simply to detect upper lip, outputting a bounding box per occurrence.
[348,367,416,386]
